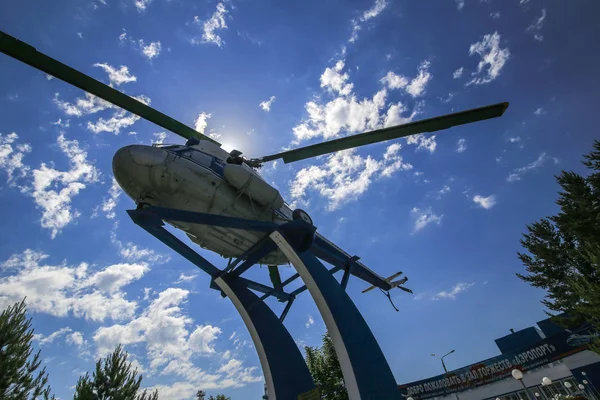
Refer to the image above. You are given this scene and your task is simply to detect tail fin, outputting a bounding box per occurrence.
[362,271,403,293]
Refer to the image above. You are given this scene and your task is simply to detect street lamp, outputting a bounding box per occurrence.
[583,372,600,398]
[534,393,540,398]
[432,350,460,400]
[512,369,534,400]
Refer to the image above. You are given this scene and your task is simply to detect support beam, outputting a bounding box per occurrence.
[145,206,279,232]
[271,228,400,400]
[128,208,315,400]
[279,297,294,323]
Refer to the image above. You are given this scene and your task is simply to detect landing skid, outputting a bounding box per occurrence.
[128,206,401,400]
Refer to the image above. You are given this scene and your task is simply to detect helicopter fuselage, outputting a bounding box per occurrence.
[112,140,293,265]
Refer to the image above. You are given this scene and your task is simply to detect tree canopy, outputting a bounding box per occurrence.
[305,332,347,400]
[517,140,600,350]
[517,140,600,315]
[73,345,158,400]
[0,299,55,400]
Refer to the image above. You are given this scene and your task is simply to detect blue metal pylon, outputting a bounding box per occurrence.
[271,229,400,400]
[127,208,315,400]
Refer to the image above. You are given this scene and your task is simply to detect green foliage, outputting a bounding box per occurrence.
[73,344,158,400]
[304,332,348,400]
[0,299,55,400]
[517,140,600,315]
[196,390,230,400]
[517,140,600,352]
[208,395,230,400]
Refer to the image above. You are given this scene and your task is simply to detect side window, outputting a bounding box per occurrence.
[190,150,213,166]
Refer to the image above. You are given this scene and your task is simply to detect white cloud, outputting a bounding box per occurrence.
[507,136,521,143]
[305,315,314,329]
[466,32,510,85]
[188,325,221,354]
[139,40,162,59]
[0,249,145,321]
[93,63,137,86]
[87,263,149,293]
[383,102,419,128]
[453,67,464,79]
[259,96,276,112]
[380,71,408,90]
[433,282,474,300]
[54,92,149,135]
[381,60,432,97]
[110,224,170,264]
[195,3,228,47]
[411,207,442,232]
[66,331,86,348]
[153,132,167,144]
[94,288,261,391]
[490,12,501,19]
[473,194,496,209]
[526,9,546,41]
[174,273,197,284]
[53,92,114,117]
[406,134,436,153]
[0,132,31,185]
[456,138,467,153]
[289,145,412,210]
[29,134,99,238]
[35,327,73,345]
[406,61,432,97]
[438,185,451,196]
[455,0,465,10]
[520,0,530,4]
[506,153,547,182]
[100,178,122,219]
[349,0,388,43]
[194,112,212,134]
[134,0,152,12]
[321,61,354,96]
[534,107,546,116]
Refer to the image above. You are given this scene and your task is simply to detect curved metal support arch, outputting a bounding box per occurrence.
[271,229,400,400]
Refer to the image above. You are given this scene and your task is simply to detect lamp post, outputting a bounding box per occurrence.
[583,372,600,398]
[432,350,460,400]
[512,369,534,400]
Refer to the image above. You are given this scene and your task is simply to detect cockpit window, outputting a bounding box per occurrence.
[170,147,213,167]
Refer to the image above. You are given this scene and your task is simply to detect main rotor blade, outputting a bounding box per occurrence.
[0,30,217,144]
[256,102,509,164]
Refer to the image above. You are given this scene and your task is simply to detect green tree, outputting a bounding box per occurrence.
[0,299,55,399]
[196,390,206,400]
[304,332,348,400]
[517,141,600,315]
[208,395,230,400]
[517,140,600,350]
[73,345,158,400]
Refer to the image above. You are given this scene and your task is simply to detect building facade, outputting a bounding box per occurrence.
[398,316,600,400]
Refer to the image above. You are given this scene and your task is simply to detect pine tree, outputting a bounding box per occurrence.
[305,332,348,400]
[196,390,206,400]
[517,140,600,317]
[0,299,55,400]
[73,344,158,400]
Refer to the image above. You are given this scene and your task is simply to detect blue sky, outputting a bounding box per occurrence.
[1,0,600,398]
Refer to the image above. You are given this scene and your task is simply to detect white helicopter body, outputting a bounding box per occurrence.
[113,140,298,265]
